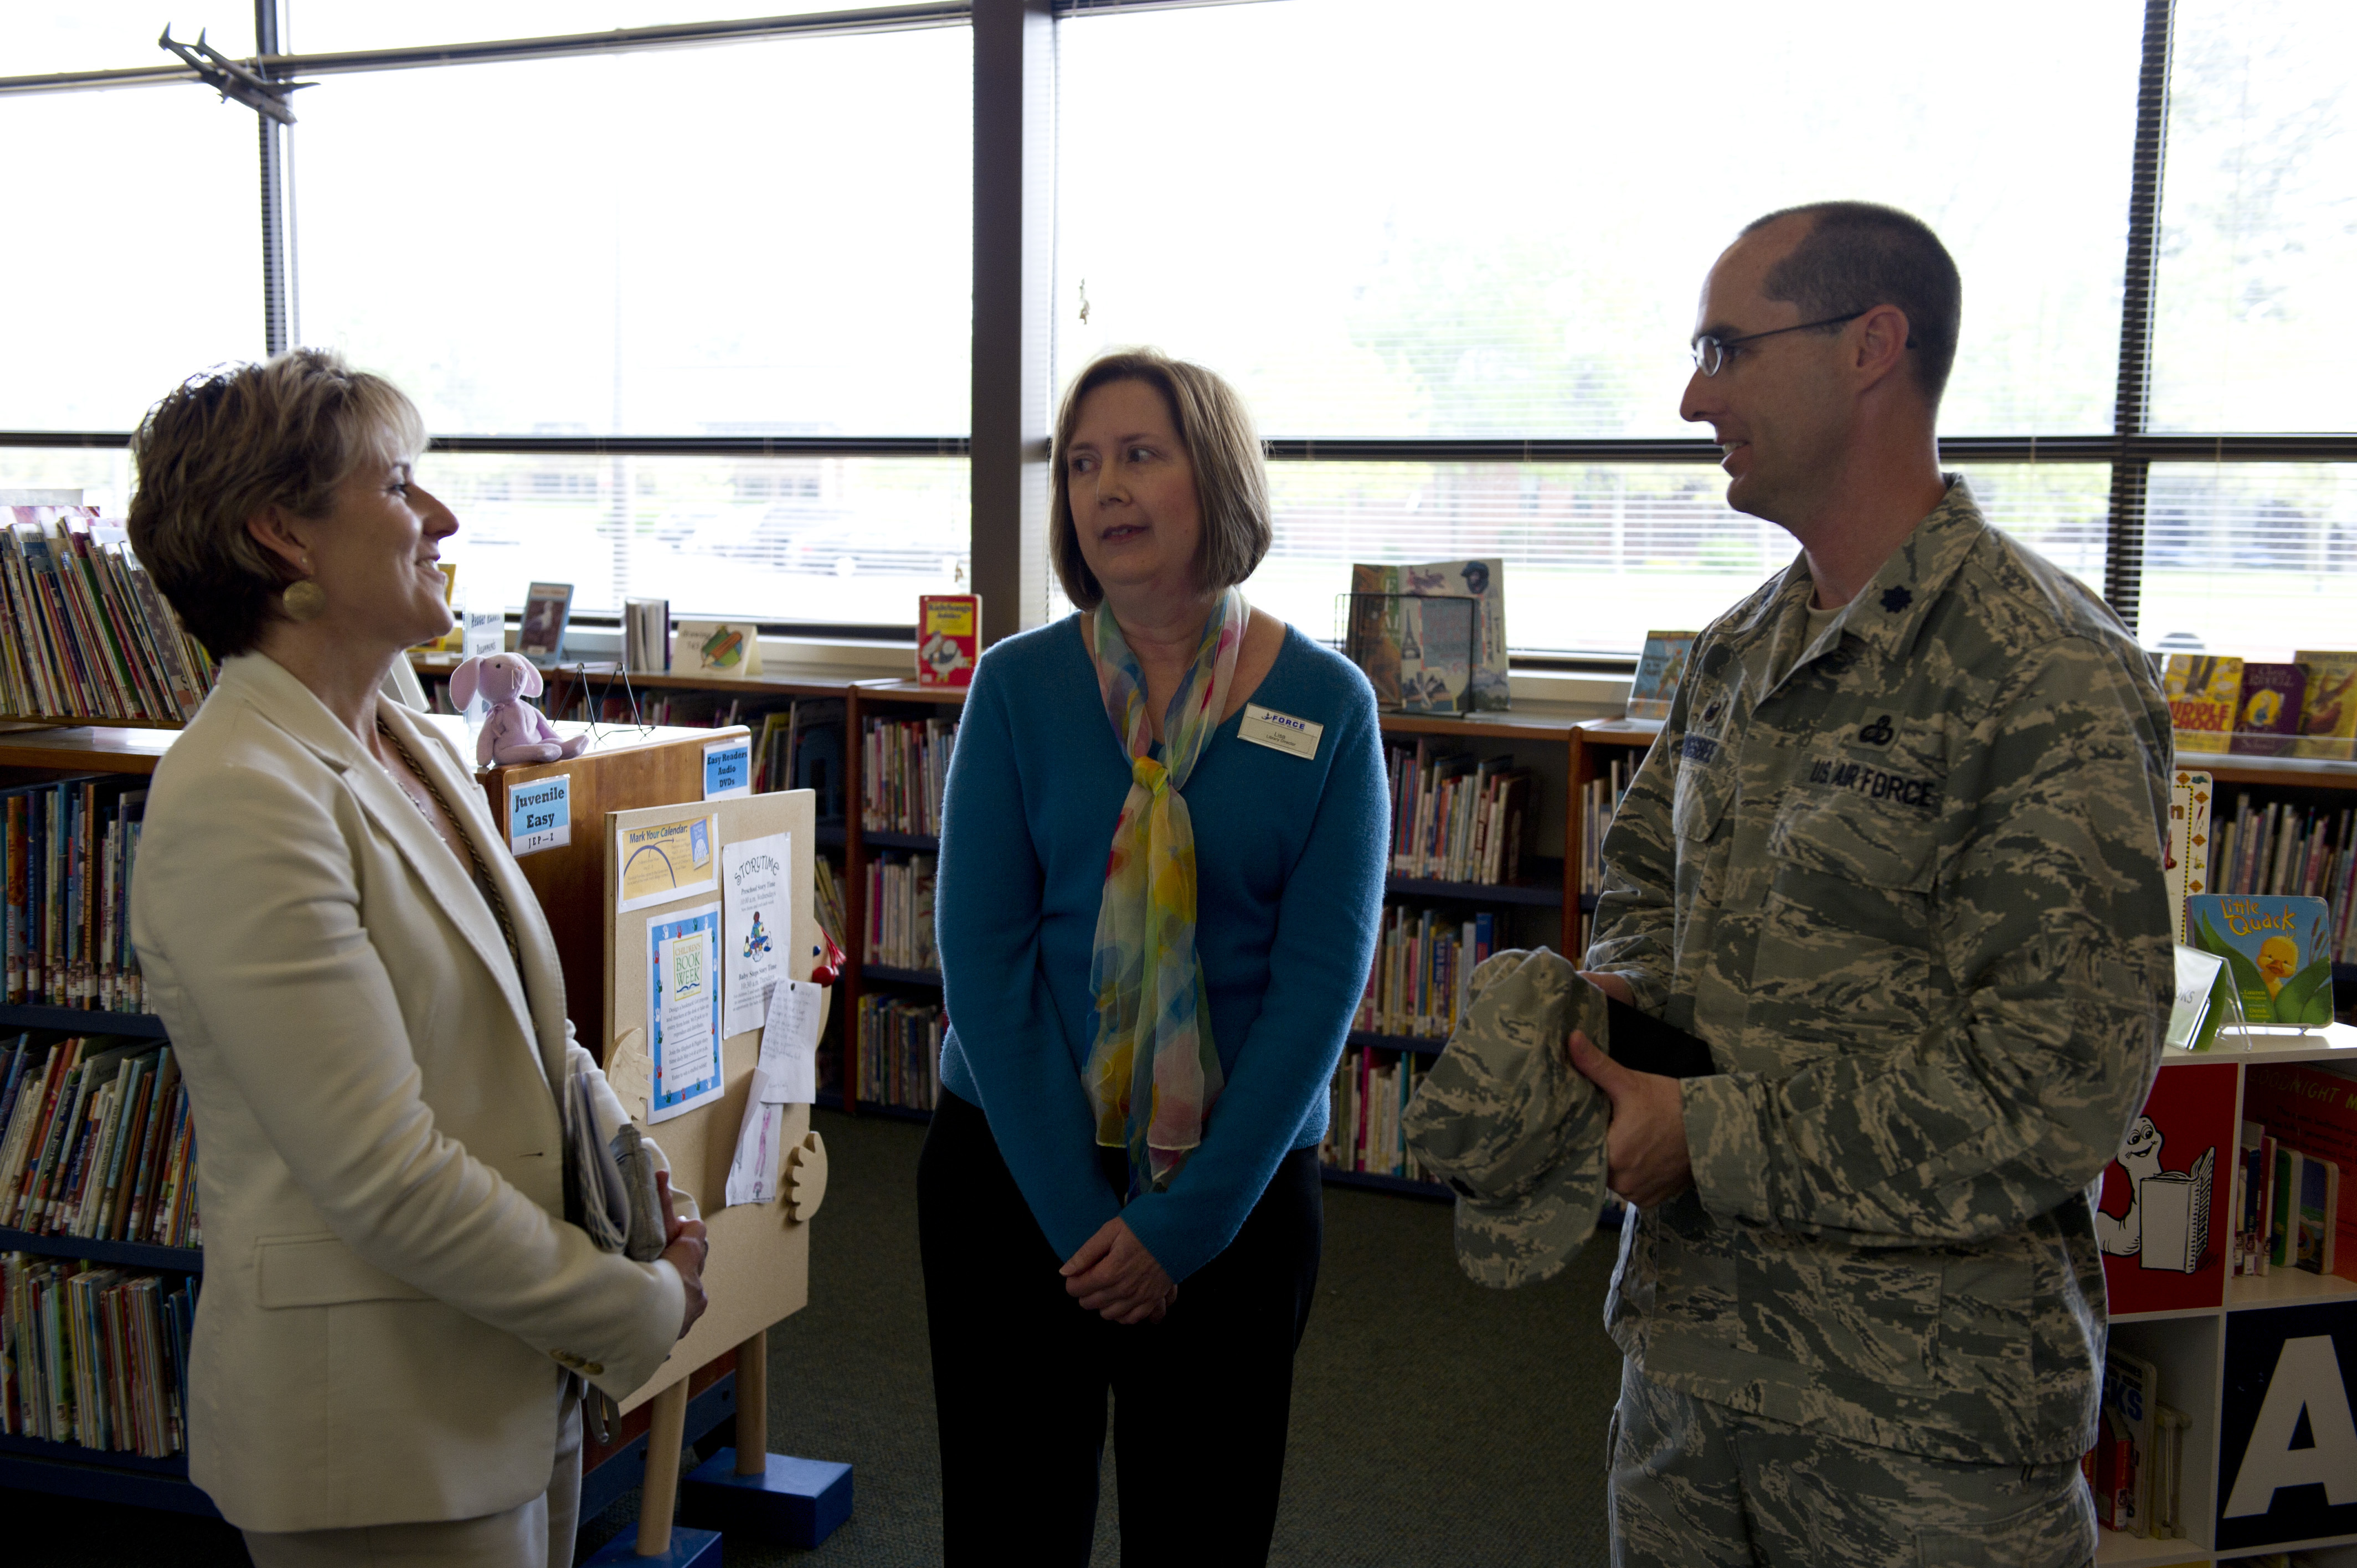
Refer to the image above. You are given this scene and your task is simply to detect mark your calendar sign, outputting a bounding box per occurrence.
[506,775,571,856]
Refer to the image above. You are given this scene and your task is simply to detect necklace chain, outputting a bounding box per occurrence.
[375,718,527,985]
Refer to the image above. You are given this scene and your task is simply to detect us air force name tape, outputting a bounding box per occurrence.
[1401,948,1611,1290]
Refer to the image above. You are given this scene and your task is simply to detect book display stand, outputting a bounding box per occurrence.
[584,788,844,1561]
[0,716,780,1541]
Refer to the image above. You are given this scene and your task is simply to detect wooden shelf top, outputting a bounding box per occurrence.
[0,724,179,773]
[854,678,970,705]
[2187,751,2357,788]
[0,715,738,779]
[1378,709,1578,741]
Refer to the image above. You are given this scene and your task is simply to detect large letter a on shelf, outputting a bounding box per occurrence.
[2223,1334,2357,1517]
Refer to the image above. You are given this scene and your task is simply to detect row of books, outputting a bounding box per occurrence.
[753,699,843,800]
[6,775,148,1013]
[862,715,958,837]
[2238,1064,2356,1280]
[0,507,214,725]
[1385,741,1533,885]
[2091,1344,2189,1539]
[1,1037,200,1250]
[2236,1121,2343,1277]
[864,853,938,973]
[2163,650,2356,760]
[1321,1043,1434,1182]
[1,1256,196,1457]
[1579,754,1637,896]
[855,994,944,1113]
[2207,796,2357,961]
[1355,907,1500,1040]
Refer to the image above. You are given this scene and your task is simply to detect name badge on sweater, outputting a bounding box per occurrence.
[1238,704,1322,760]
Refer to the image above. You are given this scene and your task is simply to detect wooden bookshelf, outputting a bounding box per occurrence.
[0,715,750,1520]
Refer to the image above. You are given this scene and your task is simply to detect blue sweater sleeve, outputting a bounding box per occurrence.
[1118,675,1388,1282]
[932,651,1122,1261]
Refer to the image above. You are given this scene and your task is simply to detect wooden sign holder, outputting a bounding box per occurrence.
[591,788,832,1562]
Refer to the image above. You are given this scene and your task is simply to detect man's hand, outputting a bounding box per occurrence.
[1580,970,1635,1005]
[655,1169,709,1338]
[1061,1216,1176,1325]
[1566,1029,1694,1209]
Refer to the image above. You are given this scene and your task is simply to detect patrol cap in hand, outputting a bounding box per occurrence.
[1402,947,1611,1289]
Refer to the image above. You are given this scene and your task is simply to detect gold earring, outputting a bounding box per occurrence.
[283,563,327,623]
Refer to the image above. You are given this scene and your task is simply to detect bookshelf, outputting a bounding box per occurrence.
[0,715,752,1524]
[2096,1028,2357,1564]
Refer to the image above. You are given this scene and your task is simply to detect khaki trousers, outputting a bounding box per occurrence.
[243,1385,583,1568]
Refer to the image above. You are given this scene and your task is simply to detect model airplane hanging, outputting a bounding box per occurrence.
[157,27,311,124]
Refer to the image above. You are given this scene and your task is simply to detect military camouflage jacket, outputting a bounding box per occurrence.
[1587,478,2173,1465]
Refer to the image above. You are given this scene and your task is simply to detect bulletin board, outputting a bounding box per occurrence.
[603,786,824,1413]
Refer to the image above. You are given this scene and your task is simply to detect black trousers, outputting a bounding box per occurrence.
[917,1089,1322,1567]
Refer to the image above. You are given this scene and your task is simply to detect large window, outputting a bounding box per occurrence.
[1,1,2349,656]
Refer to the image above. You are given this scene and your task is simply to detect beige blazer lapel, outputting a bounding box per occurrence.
[374,699,572,1097]
[213,658,543,1074]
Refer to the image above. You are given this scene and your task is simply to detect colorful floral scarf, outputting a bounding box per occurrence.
[1083,590,1248,1196]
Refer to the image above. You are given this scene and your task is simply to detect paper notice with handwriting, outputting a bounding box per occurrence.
[759,977,824,1105]
[724,1069,786,1207]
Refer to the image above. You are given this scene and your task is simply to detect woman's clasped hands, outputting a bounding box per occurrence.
[1061,1216,1176,1325]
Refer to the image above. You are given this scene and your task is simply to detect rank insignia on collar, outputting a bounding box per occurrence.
[1880,586,1913,613]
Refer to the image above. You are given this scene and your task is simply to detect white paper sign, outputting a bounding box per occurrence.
[724,1069,786,1208]
[646,902,725,1125]
[759,977,824,1106]
[722,833,791,1039]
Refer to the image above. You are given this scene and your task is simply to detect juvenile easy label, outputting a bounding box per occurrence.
[1238,704,1322,760]
[507,775,572,856]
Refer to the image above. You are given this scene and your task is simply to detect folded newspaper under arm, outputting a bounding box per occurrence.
[564,1057,670,1263]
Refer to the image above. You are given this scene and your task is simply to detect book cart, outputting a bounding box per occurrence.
[0,718,761,1543]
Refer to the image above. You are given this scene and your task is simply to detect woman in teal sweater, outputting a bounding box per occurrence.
[920,349,1386,1566]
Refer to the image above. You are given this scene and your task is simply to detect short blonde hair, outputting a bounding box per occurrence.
[1048,349,1272,610]
[127,348,426,658]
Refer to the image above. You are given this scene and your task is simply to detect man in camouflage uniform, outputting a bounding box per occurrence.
[1569,202,2173,1566]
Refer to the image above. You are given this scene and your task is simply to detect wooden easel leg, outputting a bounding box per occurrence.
[636,1379,691,1557]
[735,1331,768,1476]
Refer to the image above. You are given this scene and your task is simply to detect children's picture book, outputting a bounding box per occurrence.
[916,594,980,688]
[1627,631,1699,722]
[2185,893,2336,1028]
[2098,1059,2236,1312]
[677,620,763,679]
[2165,945,2226,1051]
[2293,648,2357,761]
[2099,1345,2162,1535]
[2165,769,2213,946]
[2162,654,2241,755]
[517,581,573,661]
[1349,559,1508,711]
[2230,662,2307,757]
[624,597,671,674]
[1345,586,1479,715]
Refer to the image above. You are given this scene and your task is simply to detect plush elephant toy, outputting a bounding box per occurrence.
[449,652,590,767]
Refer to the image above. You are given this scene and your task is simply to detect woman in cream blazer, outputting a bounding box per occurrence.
[126,350,706,1567]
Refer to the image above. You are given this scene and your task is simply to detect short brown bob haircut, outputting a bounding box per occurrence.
[127,348,426,659]
[1049,349,1272,610]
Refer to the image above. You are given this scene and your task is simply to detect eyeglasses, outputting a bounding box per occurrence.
[1690,312,1867,377]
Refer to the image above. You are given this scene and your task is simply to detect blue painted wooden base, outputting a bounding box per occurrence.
[580,1522,722,1566]
[680,1448,853,1548]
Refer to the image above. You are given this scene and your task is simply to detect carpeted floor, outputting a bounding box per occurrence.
[14,1107,1625,1566]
